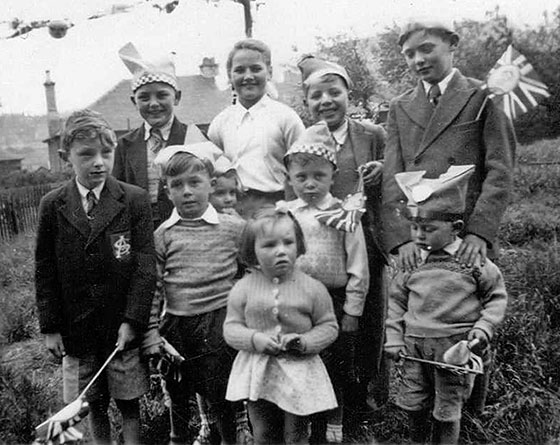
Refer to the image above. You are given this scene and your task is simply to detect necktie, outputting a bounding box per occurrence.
[427,84,441,107]
[150,128,164,153]
[86,190,98,219]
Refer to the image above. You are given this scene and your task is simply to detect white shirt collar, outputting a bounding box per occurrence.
[161,204,220,229]
[331,118,349,146]
[291,193,337,210]
[75,177,105,200]
[144,116,175,142]
[233,94,271,125]
[420,236,462,261]
[423,68,457,97]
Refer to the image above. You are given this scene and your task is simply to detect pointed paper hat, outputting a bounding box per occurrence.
[284,121,337,169]
[394,165,474,220]
[118,42,178,92]
[153,125,222,170]
[297,54,352,90]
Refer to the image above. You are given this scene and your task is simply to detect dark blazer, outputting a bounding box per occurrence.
[382,70,516,258]
[113,117,188,223]
[35,176,156,357]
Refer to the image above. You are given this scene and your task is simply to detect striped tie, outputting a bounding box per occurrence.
[86,190,97,219]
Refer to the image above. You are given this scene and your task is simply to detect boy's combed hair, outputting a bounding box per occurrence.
[60,109,117,155]
[284,152,334,170]
[239,206,306,267]
[399,27,459,47]
[162,152,214,178]
[303,72,349,95]
[226,38,272,73]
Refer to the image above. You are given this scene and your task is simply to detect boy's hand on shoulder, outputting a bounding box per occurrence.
[468,329,490,356]
[252,332,281,355]
[45,333,65,359]
[341,314,360,332]
[360,161,383,187]
[117,322,137,351]
[456,234,487,267]
[384,345,406,362]
[398,241,422,272]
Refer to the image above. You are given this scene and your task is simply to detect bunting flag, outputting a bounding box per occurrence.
[315,173,367,233]
[483,45,550,120]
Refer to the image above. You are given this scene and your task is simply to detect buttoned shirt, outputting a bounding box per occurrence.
[330,118,349,149]
[422,68,457,98]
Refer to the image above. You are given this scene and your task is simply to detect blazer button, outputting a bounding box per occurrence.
[448,157,456,165]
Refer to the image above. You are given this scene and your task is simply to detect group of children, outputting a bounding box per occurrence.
[35,17,514,445]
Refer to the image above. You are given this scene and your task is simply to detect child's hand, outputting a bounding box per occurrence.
[116,322,137,351]
[45,332,65,359]
[280,333,305,353]
[384,345,406,361]
[455,234,487,267]
[360,161,383,187]
[252,332,281,355]
[341,314,360,332]
[398,241,422,272]
[467,328,490,356]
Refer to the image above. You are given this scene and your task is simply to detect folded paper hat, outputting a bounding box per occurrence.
[214,155,236,176]
[394,164,474,220]
[118,42,178,92]
[398,17,458,46]
[297,54,352,89]
[153,125,222,170]
[284,121,337,169]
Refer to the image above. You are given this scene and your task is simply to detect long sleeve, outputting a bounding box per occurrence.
[223,280,258,351]
[473,260,508,339]
[385,271,409,348]
[343,221,370,317]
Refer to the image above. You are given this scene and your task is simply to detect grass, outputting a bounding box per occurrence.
[2,137,560,444]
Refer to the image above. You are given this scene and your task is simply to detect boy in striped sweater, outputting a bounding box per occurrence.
[384,165,508,444]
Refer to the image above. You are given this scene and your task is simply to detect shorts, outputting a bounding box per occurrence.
[63,347,149,403]
[396,335,475,422]
[160,307,237,403]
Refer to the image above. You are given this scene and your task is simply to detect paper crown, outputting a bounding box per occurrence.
[394,165,474,220]
[118,42,178,92]
[397,17,457,46]
[153,125,222,170]
[284,121,337,168]
[297,54,352,89]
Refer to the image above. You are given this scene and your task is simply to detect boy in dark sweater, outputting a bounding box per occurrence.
[385,165,507,444]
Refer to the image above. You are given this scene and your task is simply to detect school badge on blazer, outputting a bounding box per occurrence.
[109,232,132,260]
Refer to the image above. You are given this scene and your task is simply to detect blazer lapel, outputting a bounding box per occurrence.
[167,117,188,145]
[347,120,370,168]
[124,127,148,188]
[59,181,91,238]
[87,177,125,247]
[400,82,433,133]
[416,72,478,158]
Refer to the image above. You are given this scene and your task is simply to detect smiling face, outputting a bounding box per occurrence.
[210,175,238,212]
[410,219,458,252]
[288,156,335,205]
[306,74,349,131]
[68,136,114,189]
[401,30,457,85]
[166,168,212,219]
[229,49,271,109]
[254,217,298,281]
[131,82,181,128]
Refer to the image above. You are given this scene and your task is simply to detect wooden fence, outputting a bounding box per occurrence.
[0,183,63,241]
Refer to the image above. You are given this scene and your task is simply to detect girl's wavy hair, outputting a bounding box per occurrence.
[226,38,272,74]
[239,205,306,267]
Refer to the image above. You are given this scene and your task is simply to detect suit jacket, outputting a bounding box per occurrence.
[113,117,188,223]
[382,70,516,258]
[35,176,156,357]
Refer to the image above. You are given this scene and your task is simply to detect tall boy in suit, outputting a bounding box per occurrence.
[114,42,187,226]
[35,109,156,444]
[381,18,516,412]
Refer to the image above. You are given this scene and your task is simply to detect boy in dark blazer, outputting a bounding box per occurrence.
[35,109,156,444]
[113,42,187,226]
[381,19,516,413]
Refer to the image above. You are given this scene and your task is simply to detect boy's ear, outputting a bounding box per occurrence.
[449,34,460,52]
[452,219,464,233]
[174,90,182,106]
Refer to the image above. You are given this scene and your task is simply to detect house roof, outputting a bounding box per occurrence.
[88,73,303,132]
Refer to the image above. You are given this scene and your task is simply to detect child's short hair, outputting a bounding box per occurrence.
[239,206,306,267]
[60,109,117,157]
[226,38,272,73]
[284,152,335,171]
[162,152,214,178]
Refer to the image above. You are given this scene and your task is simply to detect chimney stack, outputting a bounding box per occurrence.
[44,70,60,138]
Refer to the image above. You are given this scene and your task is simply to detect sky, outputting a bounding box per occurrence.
[0,0,558,115]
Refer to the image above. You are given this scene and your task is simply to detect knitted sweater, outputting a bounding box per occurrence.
[385,249,507,348]
[154,211,245,316]
[223,269,338,354]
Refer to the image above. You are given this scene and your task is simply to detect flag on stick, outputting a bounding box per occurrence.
[481,45,550,120]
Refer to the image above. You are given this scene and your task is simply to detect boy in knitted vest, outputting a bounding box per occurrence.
[143,125,246,445]
[384,165,508,444]
[280,121,370,444]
